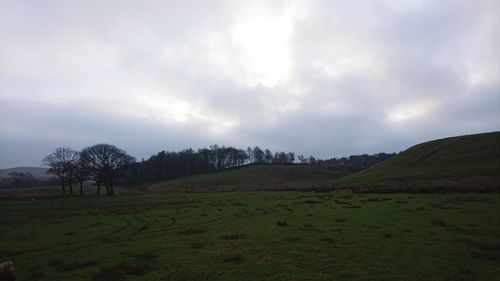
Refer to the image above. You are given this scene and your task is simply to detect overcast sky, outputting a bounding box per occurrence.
[1,0,499,168]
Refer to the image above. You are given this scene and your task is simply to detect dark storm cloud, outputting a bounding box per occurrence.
[1,0,499,168]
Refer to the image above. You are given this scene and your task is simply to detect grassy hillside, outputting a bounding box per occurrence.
[147,164,346,192]
[0,167,53,180]
[336,131,500,191]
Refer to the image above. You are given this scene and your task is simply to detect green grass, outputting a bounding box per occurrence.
[1,191,499,281]
[337,131,500,191]
[148,164,346,192]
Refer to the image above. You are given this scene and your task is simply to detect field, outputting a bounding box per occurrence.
[1,191,499,281]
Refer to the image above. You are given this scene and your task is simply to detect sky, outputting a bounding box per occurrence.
[1,0,499,168]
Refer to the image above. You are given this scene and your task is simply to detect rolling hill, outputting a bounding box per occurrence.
[336,131,500,191]
[0,167,54,180]
[147,164,346,192]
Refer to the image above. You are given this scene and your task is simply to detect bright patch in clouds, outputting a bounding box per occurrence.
[386,101,436,123]
[231,17,292,87]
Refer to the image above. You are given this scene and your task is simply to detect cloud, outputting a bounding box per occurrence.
[1,0,499,168]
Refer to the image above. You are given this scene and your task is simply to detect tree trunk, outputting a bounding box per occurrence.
[109,178,114,196]
[79,179,83,195]
[105,181,110,196]
[61,177,66,195]
[68,176,73,195]
[97,179,101,195]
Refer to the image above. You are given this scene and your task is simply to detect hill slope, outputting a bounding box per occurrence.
[147,164,345,192]
[0,167,53,180]
[336,131,500,191]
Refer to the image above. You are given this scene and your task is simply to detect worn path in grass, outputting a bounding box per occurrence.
[1,192,499,281]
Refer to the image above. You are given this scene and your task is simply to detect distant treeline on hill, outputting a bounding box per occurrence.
[125,145,296,183]
[308,153,397,173]
[124,145,396,184]
[1,144,395,194]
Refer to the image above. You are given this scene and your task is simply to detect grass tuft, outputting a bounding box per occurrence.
[276,220,287,226]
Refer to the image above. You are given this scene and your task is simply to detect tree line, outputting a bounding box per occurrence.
[125,145,296,183]
[302,153,396,173]
[41,143,395,196]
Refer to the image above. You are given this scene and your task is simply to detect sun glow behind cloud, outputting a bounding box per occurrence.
[132,93,238,135]
[230,17,293,87]
[386,100,436,123]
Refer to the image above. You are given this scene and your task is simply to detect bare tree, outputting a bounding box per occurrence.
[43,148,79,195]
[80,144,134,196]
[264,149,273,164]
[8,172,24,192]
[74,156,89,195]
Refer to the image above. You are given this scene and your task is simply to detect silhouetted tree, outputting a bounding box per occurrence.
[43,147,80,195]
[264,149,273,163]
[74,156,89,195]
[8,172,24,192]
[308,155,317,165]
[246,147,253,164]
[298,154,307,164]
[80,144,134,196]
[253,146,265,163]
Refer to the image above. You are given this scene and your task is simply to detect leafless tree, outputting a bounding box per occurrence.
[8,172,24,192]
[43,147,79,195]
[80,144,134,196]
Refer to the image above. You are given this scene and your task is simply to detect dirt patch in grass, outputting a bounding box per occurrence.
[55,260,99,272]
[221,233,245,240]
[276,220,287,226]
[178,228,205,235]
[431,219,448,227]
[91,261,153,281]
[223,254,243,263]
[283,237,300,242]
[133,252,158,260]
[320,237,335,243]
[190,242,204,249]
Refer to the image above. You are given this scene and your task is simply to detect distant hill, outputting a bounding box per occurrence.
[148,164,346,192]
[336,131,500,192]
[0,167,54,180]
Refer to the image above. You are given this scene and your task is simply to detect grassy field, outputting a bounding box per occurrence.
[148,164,346,192]
[337,131,500,191]
[1,191,499,281]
